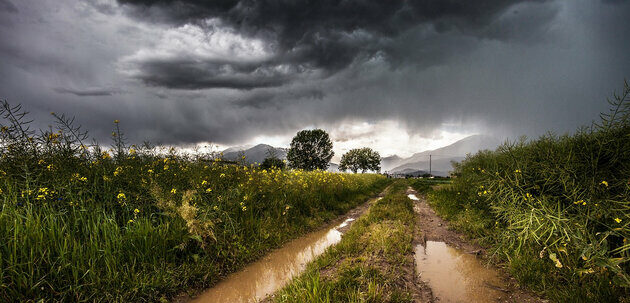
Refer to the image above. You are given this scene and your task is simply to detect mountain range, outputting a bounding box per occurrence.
[382,135,503,176]
[221,135,502,175]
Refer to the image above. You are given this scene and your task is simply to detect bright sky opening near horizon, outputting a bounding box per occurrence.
[1,0,629,157]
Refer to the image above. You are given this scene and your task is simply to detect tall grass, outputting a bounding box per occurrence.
[0,101,390,301]
[274,181,416,303]
[425,81,630,302]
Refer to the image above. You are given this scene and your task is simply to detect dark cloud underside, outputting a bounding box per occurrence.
[117,0,548,90]
[0,0,628,149]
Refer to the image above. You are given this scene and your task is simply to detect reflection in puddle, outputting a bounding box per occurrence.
[407,194,419,201]
[191,215,359,303]
[337,218,354,229]
[415,241,506,303]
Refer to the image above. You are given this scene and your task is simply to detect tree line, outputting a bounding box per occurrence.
[261,128,380,173]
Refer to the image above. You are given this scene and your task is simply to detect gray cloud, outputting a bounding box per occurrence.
[54,87,123,97]
[0,0,17,13]
[116,0,552,90]
[0,0,629,153]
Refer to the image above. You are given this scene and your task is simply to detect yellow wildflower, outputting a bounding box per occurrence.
[201,180,208,185]
[114,120,119,124]
[170,188,177,194]
[600,180,608,187]
[134,208,140,214]
[206,188,212,193]
[614,218,622,223]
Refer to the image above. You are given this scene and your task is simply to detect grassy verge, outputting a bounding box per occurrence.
[0,164,389,302]
[0,102,391,301]
[272,181,416,303]
[415,82,630,302]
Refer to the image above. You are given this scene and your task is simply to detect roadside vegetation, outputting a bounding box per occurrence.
[273,181,417,303]
[418,81,630,302]
[0,101,389,302]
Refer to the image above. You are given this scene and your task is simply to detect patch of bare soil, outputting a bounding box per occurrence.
[407,187,547,303]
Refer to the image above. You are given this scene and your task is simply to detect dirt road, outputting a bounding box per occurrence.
[407,187,546,303]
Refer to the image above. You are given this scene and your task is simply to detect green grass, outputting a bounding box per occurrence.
[272,181,416,303]
[415,82,630,302]
[0,101,392,302]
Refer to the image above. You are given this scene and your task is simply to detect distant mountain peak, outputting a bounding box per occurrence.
[386,134,503,175]
[221,144,287,163]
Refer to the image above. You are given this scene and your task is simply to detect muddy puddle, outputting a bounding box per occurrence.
[415,241,507,303]
[190,200,377,303]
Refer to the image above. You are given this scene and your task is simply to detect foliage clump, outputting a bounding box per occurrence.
[260,148,286,170]
[339,147,381,173]
[287,129,334,170]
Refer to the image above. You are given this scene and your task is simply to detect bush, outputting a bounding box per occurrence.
[260,156,286,170]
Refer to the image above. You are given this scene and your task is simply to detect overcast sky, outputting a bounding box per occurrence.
[1,0,629,158]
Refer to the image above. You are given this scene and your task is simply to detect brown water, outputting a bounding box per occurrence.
[415,241,507,303]
[190,200,375,303]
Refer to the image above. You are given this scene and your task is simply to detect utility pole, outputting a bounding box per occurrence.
[429,154,432,176]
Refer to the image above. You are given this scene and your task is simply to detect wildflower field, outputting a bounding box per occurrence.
[0,102,390,302]
[420,82,630,302]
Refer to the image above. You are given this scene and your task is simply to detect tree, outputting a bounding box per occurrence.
[260,148,286,170]
[339,147,381,173]
[287,129,334,170]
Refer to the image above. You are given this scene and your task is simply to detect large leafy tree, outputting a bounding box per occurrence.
[339,147,381,173]
[287,129,334,170]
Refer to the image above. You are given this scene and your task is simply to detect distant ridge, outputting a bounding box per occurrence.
[387,135,502,176]
[220,134,502,174]
[222,144,287,164]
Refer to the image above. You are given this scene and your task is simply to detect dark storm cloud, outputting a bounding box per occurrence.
[54,87,123,97]
[129,59,299,90]
[117,0,548,90]
[1,0,629,151]
[0,0,17,13]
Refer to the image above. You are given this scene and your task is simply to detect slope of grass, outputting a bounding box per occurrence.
[272,181,416,303]
[0,101,391,302]
[420,82,630,302]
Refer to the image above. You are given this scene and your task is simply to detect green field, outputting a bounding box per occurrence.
[0,113,389,301]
